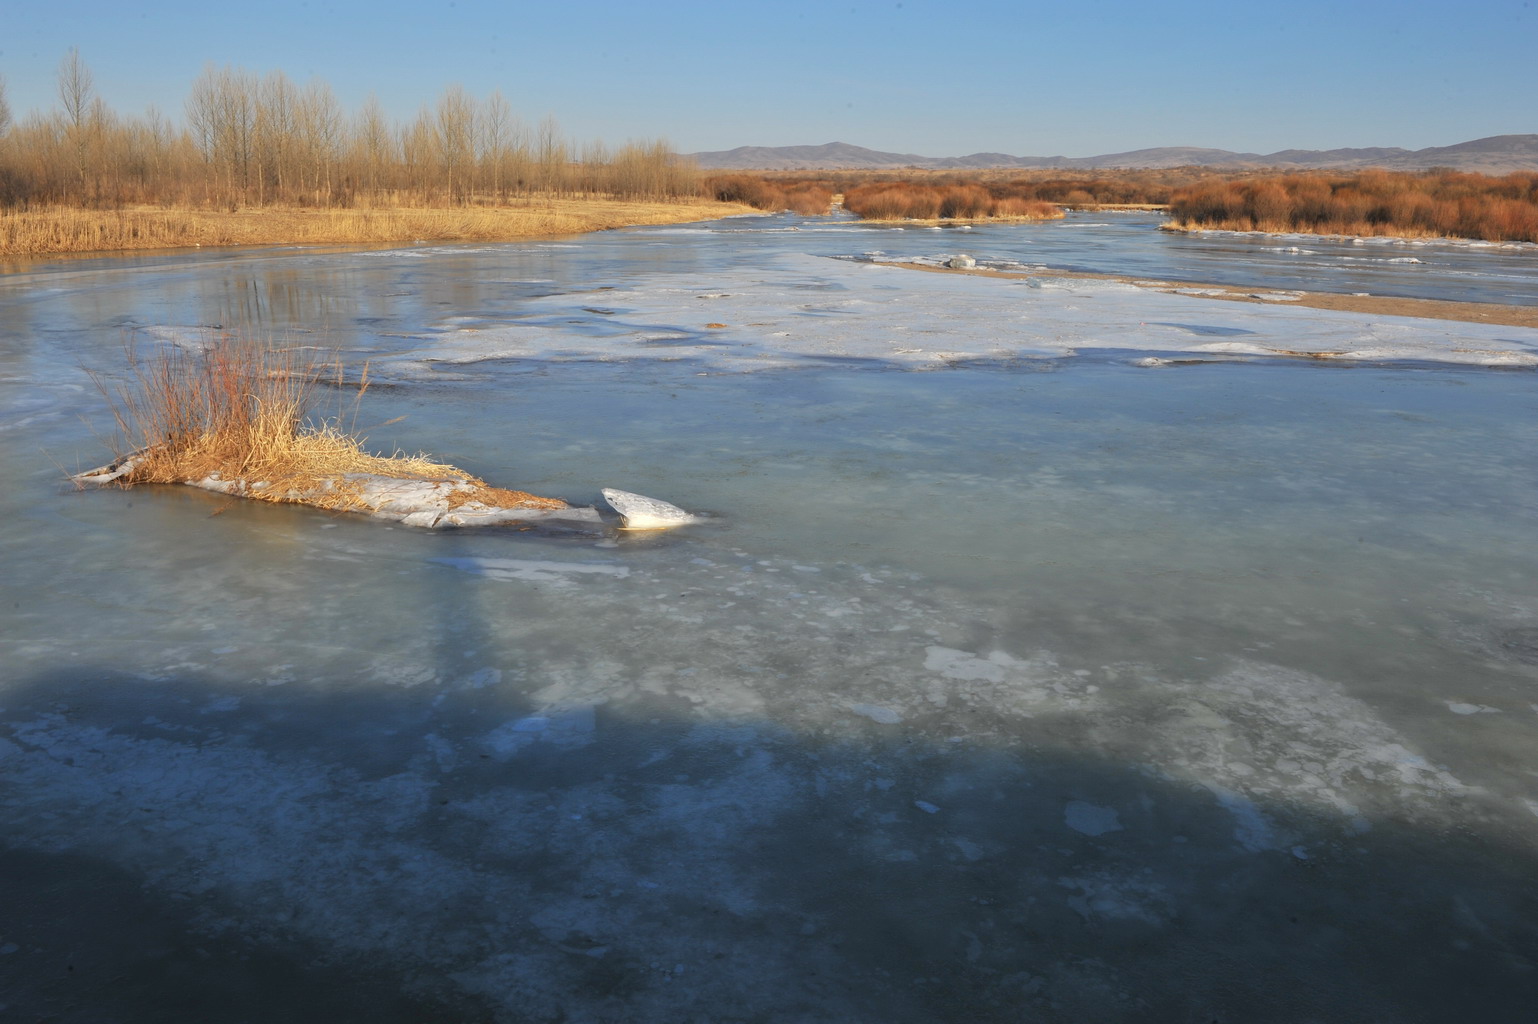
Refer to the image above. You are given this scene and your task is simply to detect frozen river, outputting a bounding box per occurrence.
[3,212,1537,1022]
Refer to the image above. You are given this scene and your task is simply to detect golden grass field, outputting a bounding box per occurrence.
[1,196,759,256]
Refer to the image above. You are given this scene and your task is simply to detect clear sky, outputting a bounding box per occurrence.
[3,0,1534,157]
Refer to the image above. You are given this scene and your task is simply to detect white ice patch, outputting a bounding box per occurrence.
[361,252,1538,375]
[922,645,1098,715]
[925,646,1018,682]
[1204,785,1282,852]
[1148,661,1465,842]
[850,703,902,725]
[1446,701,1501,715]
[139,325,228,352]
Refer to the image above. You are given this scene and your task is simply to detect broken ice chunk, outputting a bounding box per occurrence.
[849,703,902,725]
[600,488,702,530]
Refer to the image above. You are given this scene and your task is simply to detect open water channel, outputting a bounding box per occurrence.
[2,212,1537,1022]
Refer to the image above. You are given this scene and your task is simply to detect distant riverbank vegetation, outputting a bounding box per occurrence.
[0,52,739,255]
[707,167,1212,216]
[833,169,1189,211]
[1167,170,1538,242]
[706,175,836,216]
[707,166,1538,242]
[840,182,1061,221]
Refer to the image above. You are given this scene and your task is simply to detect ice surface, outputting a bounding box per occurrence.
[1064,801,1124,836]
[4,215,1538,1021]
[850,703,903,724]
[361,253,1538,374]
[432,556,630,584]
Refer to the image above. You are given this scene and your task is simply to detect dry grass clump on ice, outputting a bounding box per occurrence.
[81,332,565,517]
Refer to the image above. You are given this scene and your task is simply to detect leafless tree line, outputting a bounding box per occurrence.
[0,52,700,209]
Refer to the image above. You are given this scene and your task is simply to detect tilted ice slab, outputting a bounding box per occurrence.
[366,252,1538,374]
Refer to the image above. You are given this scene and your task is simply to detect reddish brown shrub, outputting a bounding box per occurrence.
[1169,170,1538,242]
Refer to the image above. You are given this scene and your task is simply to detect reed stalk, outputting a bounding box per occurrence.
[86,331,547,512]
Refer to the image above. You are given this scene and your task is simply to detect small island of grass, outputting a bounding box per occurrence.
[75,334,600,530]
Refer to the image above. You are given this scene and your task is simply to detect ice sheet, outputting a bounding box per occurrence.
[367,253,1538,375]
[4,217,1538,1021]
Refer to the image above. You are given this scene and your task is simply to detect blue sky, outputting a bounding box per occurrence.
[3,0,1534,157]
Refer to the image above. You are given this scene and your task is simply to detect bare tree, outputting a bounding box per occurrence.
[186,64,257,205]
[536,115,566,194]
[128,105,176,202]
[434,85,475,202]
[57,49,93,132]
[0,74,12,139]
[57,48,99,198]
[399,107,436,195]
[350,93,394,197]
[255,70,297,202]
[301,80,343,200]
[2,51,700,214]
[478,89,517,198]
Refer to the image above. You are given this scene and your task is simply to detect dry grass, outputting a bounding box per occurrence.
[446,484,567,511]
[706,175,835,215]
[88,331,548,512]
[2,196,757,256]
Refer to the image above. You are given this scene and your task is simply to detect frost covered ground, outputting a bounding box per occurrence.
[3,218,1537,1021]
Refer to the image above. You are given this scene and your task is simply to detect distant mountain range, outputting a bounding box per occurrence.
[689,135,1538,174]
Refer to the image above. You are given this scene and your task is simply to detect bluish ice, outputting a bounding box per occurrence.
[2,211,1536,1022]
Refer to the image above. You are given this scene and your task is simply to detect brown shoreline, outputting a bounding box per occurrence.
[0,198,760,259]
[897,262,1538,329]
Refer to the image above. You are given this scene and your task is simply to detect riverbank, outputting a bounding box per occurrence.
[0,196,760,257]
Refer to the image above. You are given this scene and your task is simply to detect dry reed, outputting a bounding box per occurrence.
[88,331,544,512]
[2,196,755,256]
